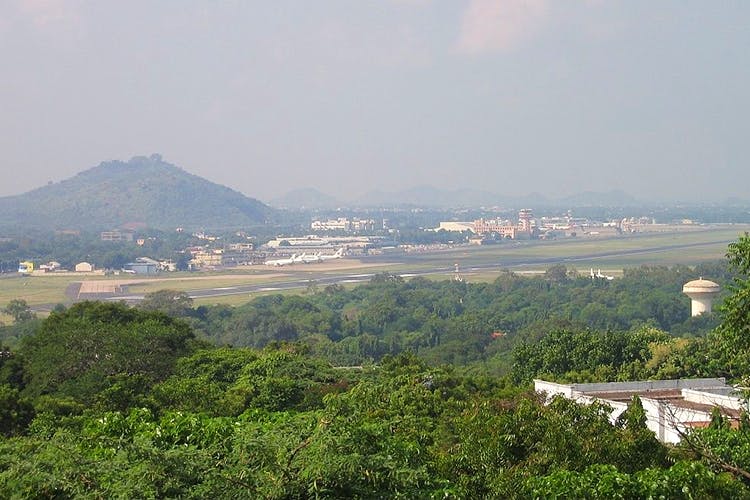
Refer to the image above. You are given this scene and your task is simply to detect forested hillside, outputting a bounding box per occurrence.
[0,155,272,231]
[2,235,750,497]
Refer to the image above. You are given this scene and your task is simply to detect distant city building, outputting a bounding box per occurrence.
[473,209,536,239]
[124,261,158,275]
[472,218,518,238]
[222,243,255,267]
[191,249,224,268]
[518,208,533,232]
[135,257,160,266]
[227,242,254,252]
[311,218,376,232]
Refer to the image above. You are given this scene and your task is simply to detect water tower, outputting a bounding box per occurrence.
[683,278,720,317]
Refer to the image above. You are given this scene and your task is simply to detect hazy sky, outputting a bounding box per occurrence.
[1,1,748,203]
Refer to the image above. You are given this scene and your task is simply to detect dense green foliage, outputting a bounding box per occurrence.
[3,337,745,498]
[511,326,674,383]
[710,233,750,379]
[172,263,727,373]
[3,240,750,496]
[16,303,198,410]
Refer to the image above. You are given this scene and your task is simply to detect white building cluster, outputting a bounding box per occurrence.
[535,378,744,444]
[311,218,376,232]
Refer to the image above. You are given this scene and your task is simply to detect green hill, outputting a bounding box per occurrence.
[0,154,273,231]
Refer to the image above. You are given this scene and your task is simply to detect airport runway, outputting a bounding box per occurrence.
[108,238,734,302]
[108,268,453,302]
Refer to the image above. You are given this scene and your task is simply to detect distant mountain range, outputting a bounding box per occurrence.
[0,155,272,231]
[267,186,644,209]
[269,188,342,210]
[355,186,502,208]
[5,155,744,234]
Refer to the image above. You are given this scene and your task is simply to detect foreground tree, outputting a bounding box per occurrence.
[18,301,196,409]
[2,299,35,323]
[138,289,193,317]
[710,233,750,379]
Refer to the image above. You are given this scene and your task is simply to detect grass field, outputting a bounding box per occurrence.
[192,287,306,307]
[0,276,73,308]
[1,225,747,310]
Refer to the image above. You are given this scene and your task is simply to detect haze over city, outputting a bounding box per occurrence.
[2,1,748,203]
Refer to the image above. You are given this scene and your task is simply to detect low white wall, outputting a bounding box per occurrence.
[682,389,745,411]
[569,378,726,394]
[534,379,574,398]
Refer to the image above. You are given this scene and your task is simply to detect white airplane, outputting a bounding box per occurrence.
[590,268,614,281]
[318,248,345,262]
[299,252,323,264]
[264,254,299,266]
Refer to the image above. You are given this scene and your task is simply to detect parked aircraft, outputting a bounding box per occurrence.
[318,248,345,262]
[265,254,299,266]
[590,268,614,281]
[299,252,323,264]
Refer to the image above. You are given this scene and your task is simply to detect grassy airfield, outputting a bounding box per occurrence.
[1,225,747,310]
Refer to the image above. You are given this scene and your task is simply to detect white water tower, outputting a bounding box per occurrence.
[682,278,720,317]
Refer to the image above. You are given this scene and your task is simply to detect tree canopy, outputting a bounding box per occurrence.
[3,239,750,496]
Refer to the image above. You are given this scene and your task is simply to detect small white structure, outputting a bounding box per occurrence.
[38,261,62,272]
[435,222,476,233]
[683,278,721,317]
[535,378,742,444]
[75,262,95,273]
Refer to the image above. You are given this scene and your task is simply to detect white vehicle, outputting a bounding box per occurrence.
[264,254,299,266]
